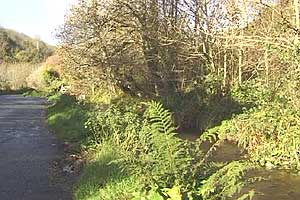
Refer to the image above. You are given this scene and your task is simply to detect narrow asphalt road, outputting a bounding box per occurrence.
[0,95,72,200]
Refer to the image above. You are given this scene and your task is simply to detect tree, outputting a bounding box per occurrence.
[58,0,300,98]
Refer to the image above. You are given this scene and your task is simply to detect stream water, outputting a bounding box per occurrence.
[179,131,300,200]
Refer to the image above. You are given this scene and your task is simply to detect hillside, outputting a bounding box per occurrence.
[0,27,54,63]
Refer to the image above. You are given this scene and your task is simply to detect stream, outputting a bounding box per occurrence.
[179,131,300,200]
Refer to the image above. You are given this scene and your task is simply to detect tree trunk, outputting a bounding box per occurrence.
[238,49,243,85]
[223,50,227,88]
[295,0,300,43]
[265,49,269,85]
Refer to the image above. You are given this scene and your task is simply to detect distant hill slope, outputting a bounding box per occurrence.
[0,27,54,63]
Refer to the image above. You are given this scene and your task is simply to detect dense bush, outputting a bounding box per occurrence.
[26,55,66,93]
[230,80,271,107]
[160,74,243,131]
[84,99,258,199]
[209,103,300,169]
[119,101,197,189]
[85,96,142,141]
[86,101,196,189]
[42,68,65,94]
[204,74,300,169]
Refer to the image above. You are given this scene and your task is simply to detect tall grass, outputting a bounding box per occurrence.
[0,63,40,90]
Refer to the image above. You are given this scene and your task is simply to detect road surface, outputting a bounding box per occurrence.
[0,95,72,200]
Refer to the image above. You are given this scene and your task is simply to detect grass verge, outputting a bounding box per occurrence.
[47,94,88,142]
[42,92,141,199]
[75,142,141,200]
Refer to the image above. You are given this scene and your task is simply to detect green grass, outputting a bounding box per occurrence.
[45,93,142,199]
[75,142,141,200]
[47,94,89,142]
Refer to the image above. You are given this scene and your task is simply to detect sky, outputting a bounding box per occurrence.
[0,0,77,45]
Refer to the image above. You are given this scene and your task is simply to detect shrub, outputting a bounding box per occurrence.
[27,55,66,93]
[42,67,65,94]
[204,74,300,169]
[85,96,144,145]
[85,101,201,194]
[86,101,196,188]
[223,104,300,169]
[230,80,271,107]
[120,101,196,189]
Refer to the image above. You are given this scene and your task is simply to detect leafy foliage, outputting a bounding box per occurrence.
[205,73,300,169]
[224,104,300,169]
[230,80,272,107]
[86,100,197,189]
[84,99,259,199]
[126,101,195,188]
[42,67,65,94]
[132,185,183,200]
[85,97,143,146]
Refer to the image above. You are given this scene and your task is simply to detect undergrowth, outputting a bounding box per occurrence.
[82,98,258,199]
[43,70,300,199]
[40,87,259,199]
[39,67,260,200]
[204,73,300,170]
